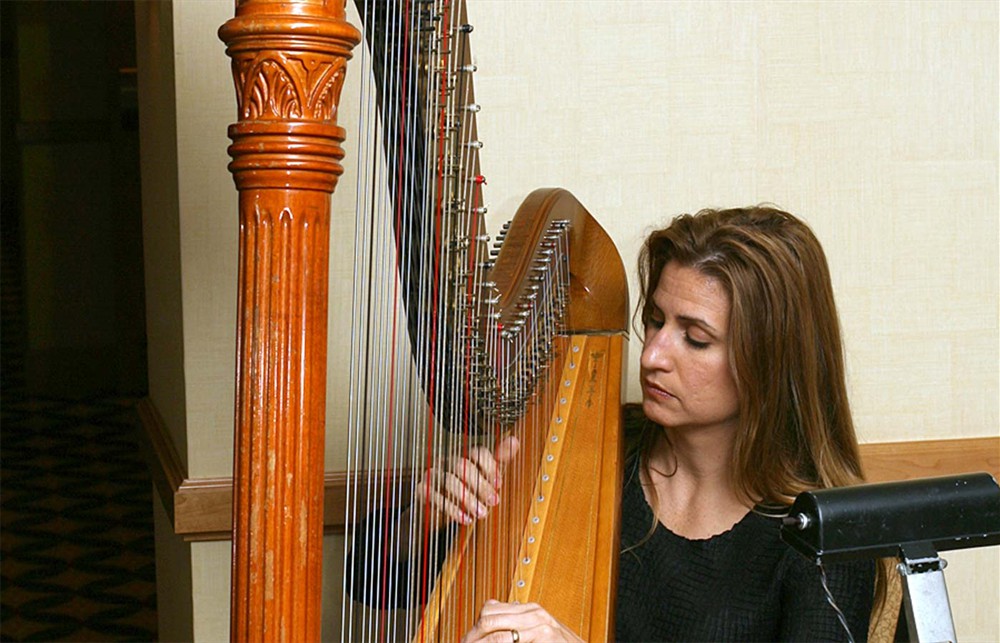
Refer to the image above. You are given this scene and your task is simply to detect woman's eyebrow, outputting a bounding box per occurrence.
[676,314,719,335]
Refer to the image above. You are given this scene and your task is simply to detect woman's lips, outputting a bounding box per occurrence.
[643,380,677,401]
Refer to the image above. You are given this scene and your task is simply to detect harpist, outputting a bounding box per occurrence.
[352,206,880,642]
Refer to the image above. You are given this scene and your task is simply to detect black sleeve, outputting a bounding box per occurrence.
[778,553,875,642]
[345,507,455,610]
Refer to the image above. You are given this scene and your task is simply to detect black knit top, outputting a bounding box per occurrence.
[615,458,875,642]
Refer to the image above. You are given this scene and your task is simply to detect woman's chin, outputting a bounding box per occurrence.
[641,399,669,426]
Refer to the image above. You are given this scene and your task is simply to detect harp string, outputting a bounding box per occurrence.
[341,0,373,634]
[342,0,545,639]
[344,0,412,639]
[382,1,414,632]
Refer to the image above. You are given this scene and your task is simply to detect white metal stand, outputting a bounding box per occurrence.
[897,543,957,643]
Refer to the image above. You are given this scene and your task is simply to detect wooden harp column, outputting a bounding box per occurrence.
[219,1,359,641]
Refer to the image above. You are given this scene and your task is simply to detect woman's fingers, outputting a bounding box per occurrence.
[495,435,520,466]
[417,434,524,528]
[441,468,493,518]
[465,446,501,489]
[419,460,497,525]
[462,601,582,643]
[468,436,521,486]
[465,631,517,643]
[446,435,520,508]
[418,474,474,524]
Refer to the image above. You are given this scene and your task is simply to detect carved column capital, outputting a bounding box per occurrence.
[220,0,361,192]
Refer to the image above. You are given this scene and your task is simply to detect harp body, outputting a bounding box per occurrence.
[420,332,625,640]
[220,1,628,641]
[415,190,628,641]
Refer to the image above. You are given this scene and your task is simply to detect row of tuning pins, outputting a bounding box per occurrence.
[471,224,571,422]
[414,0,481,121]
[496,222,571,419]
[487,218,567,260]
[499,225,570,338]
[443,195,494,334]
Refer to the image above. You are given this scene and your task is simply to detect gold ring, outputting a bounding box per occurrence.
[511,629,520,643]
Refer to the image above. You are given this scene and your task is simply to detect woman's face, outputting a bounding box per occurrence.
[640,260,740,435]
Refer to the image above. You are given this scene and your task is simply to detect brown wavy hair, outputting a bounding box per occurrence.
[631,205,889,623]
[634,205,864,504]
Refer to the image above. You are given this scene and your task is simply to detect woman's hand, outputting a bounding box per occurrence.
[414,435,519,527]
[461,600,584,643]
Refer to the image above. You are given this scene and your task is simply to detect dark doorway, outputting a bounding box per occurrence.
[2,0,147,400]
[1,2,157,640]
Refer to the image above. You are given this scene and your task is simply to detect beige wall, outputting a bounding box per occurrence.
[468,3,998,639]
[141,1,998,640]
[468,0,999,445]
[136,0,187,467]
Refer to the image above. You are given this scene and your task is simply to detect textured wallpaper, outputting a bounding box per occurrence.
[465,1,998,446]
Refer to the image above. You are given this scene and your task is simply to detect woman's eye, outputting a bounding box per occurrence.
[684,333,710,349]
[646,318,664,330]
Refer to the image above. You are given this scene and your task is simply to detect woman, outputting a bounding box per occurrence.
[452,206,879,642]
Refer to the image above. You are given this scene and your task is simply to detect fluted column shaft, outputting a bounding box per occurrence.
[219,2,359,641]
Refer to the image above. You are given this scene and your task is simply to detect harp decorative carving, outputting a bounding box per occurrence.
[232,54,349,122]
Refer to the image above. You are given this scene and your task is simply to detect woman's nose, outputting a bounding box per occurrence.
[640,327,674,372]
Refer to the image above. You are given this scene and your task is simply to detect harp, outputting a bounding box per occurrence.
[220,1,628,641]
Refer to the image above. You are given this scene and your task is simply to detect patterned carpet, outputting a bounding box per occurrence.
[1,394,158,642]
